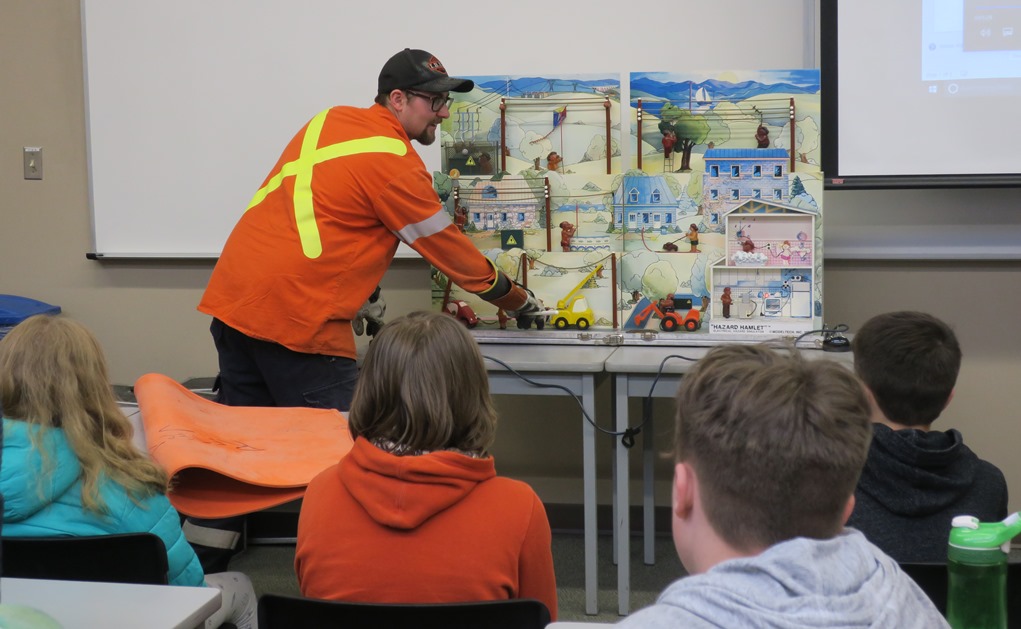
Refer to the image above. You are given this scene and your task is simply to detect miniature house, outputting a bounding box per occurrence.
[709,198,819,336]
[456,178,544,232]
[703,148,790,208]
[612,175,684,233]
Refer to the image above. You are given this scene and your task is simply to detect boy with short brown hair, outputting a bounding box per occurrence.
[848,310,1007,562]
[617,344,947,628]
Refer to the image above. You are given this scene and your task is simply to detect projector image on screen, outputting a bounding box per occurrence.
[822,0,1021,187]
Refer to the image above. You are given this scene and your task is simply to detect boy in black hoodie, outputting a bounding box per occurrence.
[847,311,1007,562]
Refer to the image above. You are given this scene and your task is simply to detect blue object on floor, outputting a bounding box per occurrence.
[0,294,61,339]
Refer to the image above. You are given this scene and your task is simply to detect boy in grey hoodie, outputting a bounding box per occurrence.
[617,344,948,629]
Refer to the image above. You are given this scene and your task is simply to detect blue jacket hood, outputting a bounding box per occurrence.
[2,419,82,523]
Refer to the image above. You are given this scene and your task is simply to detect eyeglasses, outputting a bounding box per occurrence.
[404,90,453,112]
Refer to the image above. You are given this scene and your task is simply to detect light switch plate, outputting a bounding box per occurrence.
[23,146,43,180]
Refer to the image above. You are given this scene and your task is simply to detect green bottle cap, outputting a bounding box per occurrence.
[949,512,1021,555]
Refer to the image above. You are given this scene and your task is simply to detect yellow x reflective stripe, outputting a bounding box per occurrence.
[246,109,408,259]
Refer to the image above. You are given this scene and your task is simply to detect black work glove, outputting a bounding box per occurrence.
[507,287,543,329]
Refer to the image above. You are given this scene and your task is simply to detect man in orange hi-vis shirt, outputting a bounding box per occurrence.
[192,48,540,571]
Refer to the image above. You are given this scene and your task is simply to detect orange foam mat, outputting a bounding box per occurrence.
[134,373,353,518]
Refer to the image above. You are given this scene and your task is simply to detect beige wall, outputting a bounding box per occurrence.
[3,1,1018,513]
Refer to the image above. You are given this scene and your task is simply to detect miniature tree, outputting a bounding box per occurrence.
[657,107,710,172]
[790,175,806,198]
[641,260,678,302]
[777,116,821,165]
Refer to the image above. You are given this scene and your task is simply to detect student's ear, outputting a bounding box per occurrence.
[673,462,695,519]
[841,494,856,525]
[861,385,878,409]
[943,388,955,411]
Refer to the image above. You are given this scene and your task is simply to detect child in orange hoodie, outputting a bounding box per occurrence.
[295,311,558,619]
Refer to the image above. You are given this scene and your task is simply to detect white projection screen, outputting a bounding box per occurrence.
[821,0,1021,189]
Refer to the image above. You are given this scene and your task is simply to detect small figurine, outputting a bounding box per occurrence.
[720,287,733,319]
[662,129,677,159]
[547,151,562,172]
[658,294,676,313]
[497,308,509,330]
[755,124,770,149]
[559,221,576,252]
[453,203,468,233]
[684,223,700,253]
[478,151,493,175]
[773,240,793,265]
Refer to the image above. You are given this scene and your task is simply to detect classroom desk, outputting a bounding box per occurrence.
[606,344,854,615]
[477,342,617,616]
[0,577,221,629]
[122,402,146,452]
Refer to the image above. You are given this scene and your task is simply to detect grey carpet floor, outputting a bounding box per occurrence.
[232,532,685,623]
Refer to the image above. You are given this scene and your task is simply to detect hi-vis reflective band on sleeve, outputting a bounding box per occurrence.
[246,109,408,259]
[393,209,454,246]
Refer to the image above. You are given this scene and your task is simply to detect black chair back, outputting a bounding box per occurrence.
[258,594,552,629]
[1,533,170,585]
[899,561,1021,628]
[898,562,949,613]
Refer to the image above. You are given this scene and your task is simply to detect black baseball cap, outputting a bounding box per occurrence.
[378,48,474,94]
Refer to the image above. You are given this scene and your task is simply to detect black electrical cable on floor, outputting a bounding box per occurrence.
[482,354,616,437]
[633,354,700,448]
[483,352,699,448]
[484,326,852,449]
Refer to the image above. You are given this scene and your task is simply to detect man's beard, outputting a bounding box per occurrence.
[415,120,440,145]
[415,127,436,145]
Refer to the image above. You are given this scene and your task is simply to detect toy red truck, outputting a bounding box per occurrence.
[444,300,479,329]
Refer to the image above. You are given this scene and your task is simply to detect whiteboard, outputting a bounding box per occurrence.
[81,0,815,258]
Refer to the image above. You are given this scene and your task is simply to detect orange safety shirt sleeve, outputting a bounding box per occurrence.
[372,167,524,308]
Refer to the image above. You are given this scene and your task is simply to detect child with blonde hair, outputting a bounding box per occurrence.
[0,315,257,628]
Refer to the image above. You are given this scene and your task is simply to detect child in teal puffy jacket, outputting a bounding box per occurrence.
[0,314,257,628]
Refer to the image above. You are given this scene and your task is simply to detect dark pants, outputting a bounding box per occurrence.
[187,318,358,573]
[210,317,357,410]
